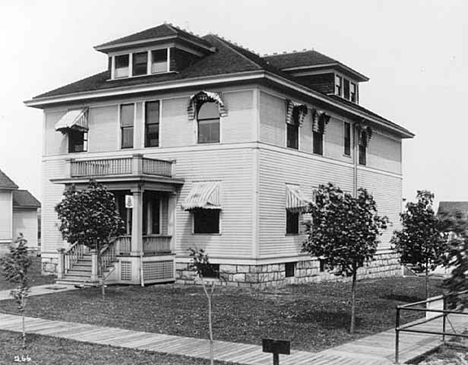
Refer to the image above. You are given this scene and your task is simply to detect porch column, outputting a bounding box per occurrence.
[57,248,65,279]
[168,192,177,252]
[131,188,143,256]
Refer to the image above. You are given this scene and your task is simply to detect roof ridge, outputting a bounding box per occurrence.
[263,48,338,62]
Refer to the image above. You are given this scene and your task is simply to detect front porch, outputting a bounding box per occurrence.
[53,154,183,285]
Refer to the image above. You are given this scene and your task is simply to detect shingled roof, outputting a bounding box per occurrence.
[13,190,41,209]
[0,169,18,190]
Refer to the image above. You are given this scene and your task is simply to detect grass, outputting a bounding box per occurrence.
[0,256,56,291]
[0,330,234,365]
[0,276,443,352]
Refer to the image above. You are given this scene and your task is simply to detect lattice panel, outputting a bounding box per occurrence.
[121,261,132,281]
[143,261,174,281]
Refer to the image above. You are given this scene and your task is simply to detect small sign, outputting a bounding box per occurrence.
[125,195,134,209]
[262,339,290,355]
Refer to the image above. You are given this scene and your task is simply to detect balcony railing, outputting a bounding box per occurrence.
[115,235,172,255]
[69,154,174,178]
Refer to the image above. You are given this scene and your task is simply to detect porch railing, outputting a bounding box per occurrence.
[143,235,172,254]
[64,243,88,273]
[100,240,117,271]
[115,235,132,255]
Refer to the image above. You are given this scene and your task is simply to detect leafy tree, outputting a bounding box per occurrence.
[0,234,32,348]
[55,180,125,298]
[302,183,388,334]
[189,247,220,365]
[391,190,447,299]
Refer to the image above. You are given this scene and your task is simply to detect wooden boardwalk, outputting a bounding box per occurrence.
[1,311,467,364]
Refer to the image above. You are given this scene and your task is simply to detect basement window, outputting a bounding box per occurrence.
[285,262,296,277]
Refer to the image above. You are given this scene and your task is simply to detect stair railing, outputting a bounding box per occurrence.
[64,243,88,273]
[100,240,117,272]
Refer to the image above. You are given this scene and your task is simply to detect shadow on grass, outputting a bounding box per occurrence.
[380,293,424,303]
[293,310,362,330]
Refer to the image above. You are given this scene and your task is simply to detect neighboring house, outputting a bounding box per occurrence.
[0,169,41,256]
[25,23,414,286]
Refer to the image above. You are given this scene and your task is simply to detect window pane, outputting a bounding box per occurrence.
[286,211,299,234]
[335,75,342,95]
[145,101,160,147]
[287,123,298,149]
[359,144,366,165]
[151,49,168,73]
[313,131,323,155]
[68,130,87,153]
[350,83,357,102]
[344,122,351,156]
[115,55,129,78]
[121,127,133,149]
[120,104,134,126]
[133,52,148,76]
[198,119,220,143]
[145,124,159,147]
[145,101,160,124]
[344,79,350,99]
[194,210,220,234]
[198,102,219,120]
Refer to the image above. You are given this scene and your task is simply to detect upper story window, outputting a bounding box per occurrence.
[357,125,373,166]
[313,130,323,155]
[133,52,148,76]
[312,110,330,156]
[151,49,169,73]
[115,55,130,78]
[350,83,357,103]
[335,74,358,104]
[197,102,220,143]
[343,79,350,99]
[145,101,160,147]
[120,104,134,149]
[287,109,299,149]
[344,122,351,156]
[69,130,88,153]
[335,75,342,95]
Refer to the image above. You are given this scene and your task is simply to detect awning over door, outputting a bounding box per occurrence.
[55,108,89,132]
[286,184,312,213]
[182,181,221,210]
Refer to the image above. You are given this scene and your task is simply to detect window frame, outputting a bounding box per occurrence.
[335,75,343,96]
[197,102,221,144]
[344,121,351,156]
[111,47,171,79]
[68,129,88,153]
[114,54,130,78]
[144,100,160,148]
[151,48,170,74]
[143,192,161,235]
[192,209,221,234]
[312,130,323,155]
[119,103,135,149]
[132,51,148,76]
[286,107,300,150]
[285,262,296,278]
[286,210,300,235]
[359,143,367,166]
[334,73,359,104]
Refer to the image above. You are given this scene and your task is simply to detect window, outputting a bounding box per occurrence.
[286,211,299,234]
[197,102,220,143]
[335,75,342,96]
[133,52,148,76]
[350,83,357,103]
[145,101,160,147]
[319,259,327,272]
[359,144,367,165]
[68,130,88,153]
[201,264,220,278]
[285,262,296,277]
[115,55,129,78]
[120,104,134,149]
[115,191,132,235]
[343,79,350,100]
[287,108,300,149]
[143,192,160,235]
[313,131,323,155]
[193,209,220,234]
[344,122,351,156]
[151,49,168,73]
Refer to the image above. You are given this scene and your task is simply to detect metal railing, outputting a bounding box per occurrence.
[395,290,468,364]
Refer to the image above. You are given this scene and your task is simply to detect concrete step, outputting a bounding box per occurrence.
[72,263,92,270]
[66,271,91,277]
[56,279,99,286]
[62,275,92,282]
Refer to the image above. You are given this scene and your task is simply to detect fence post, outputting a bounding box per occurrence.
[56,248,65,279]
[90,249,98,282]
[395,307,400,364]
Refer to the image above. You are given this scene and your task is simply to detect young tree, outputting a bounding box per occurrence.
[189,247,220,365]
[0,234,33,349]
[55,180,125,299]
[391,190,447,299]
[302,183,388,334]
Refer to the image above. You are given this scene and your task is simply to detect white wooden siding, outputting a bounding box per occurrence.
[258,147,354,258]
[367,131,402,175]
[44,111,67,156]
[88,105,118,153]
[222,91,254,144]
[160,97,194,148]
[13,209,38,247]
[358,168,402,249]
[259,91,286,146]
[325,117,353,162]
[0,192,12,240]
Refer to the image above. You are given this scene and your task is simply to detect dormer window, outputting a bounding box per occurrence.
[133,52,148,76]
[151,49,169,73]
[115,55,129,78]
[335,73,359,104]
[350,82,357,103]
[335,75,342,95]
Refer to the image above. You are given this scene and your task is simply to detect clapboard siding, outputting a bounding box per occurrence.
[160,97,193,148]
[325,117,353,162]
[42,160,66,253]
[13,209,38,247]
[258,147,354,258]
[88,105,118,152]
[221,91,254,144]
[145,147,254,259]
[44,111,67,156]
[367,131,402,174]
[358,168,402,249]
[0,192,12,240]
[259,91,286,146]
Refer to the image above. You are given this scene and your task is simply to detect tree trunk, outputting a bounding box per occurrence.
[97,246,105,300]
[201,278,214,365]
[22,312,25,349]
[350,270,357,334]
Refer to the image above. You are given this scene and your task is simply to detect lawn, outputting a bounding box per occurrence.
[0,276,443,353]
[0,256,56,291]
[0,330,234,365]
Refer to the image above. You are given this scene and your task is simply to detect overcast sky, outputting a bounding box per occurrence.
[0,0,466,207]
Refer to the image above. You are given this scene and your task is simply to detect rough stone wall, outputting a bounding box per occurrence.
[41,256,58,276]
[176,252,401,287]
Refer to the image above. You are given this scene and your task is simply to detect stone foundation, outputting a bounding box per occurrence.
[176,252,401,288]
[41,256,58,276]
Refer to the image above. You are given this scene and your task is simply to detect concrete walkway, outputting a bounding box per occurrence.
[0,283,77,301]
[0,285,467,364]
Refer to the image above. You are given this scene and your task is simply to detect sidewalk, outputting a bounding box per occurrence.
[0,286,467,364]
[0,284,77,301]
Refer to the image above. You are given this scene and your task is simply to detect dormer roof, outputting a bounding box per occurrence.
[264,50,369,82]
[95,23,215,53]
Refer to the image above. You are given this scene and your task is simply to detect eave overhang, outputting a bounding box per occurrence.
[282,62,369,82]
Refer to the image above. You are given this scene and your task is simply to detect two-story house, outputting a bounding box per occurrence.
[25,23,413,286]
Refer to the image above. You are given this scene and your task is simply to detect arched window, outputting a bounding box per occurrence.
[197,102,220,143]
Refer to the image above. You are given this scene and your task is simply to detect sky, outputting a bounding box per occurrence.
[0,0,466,207]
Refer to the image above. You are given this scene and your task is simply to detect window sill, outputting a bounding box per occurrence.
[109,71,178,81]
[192,233,222,236]
[285,233,300,236]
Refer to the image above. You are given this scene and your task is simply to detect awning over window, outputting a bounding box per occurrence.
[187,91,228,120]
[286,100,308,126]
[286,184,312,213]
[356,123,373,147]
[55,108,89,132]
[312,109,331,134]
[182,181,221,210]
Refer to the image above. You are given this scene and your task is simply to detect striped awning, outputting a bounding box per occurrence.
[312,109,331,134]
[286,184,312,213]
[286,100,308,126]
[182,181,221,210]
[187,91,228,120]
[55,108,89,132]
[356,123,373,147]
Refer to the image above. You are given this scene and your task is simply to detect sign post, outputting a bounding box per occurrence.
[262,339,290,365]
